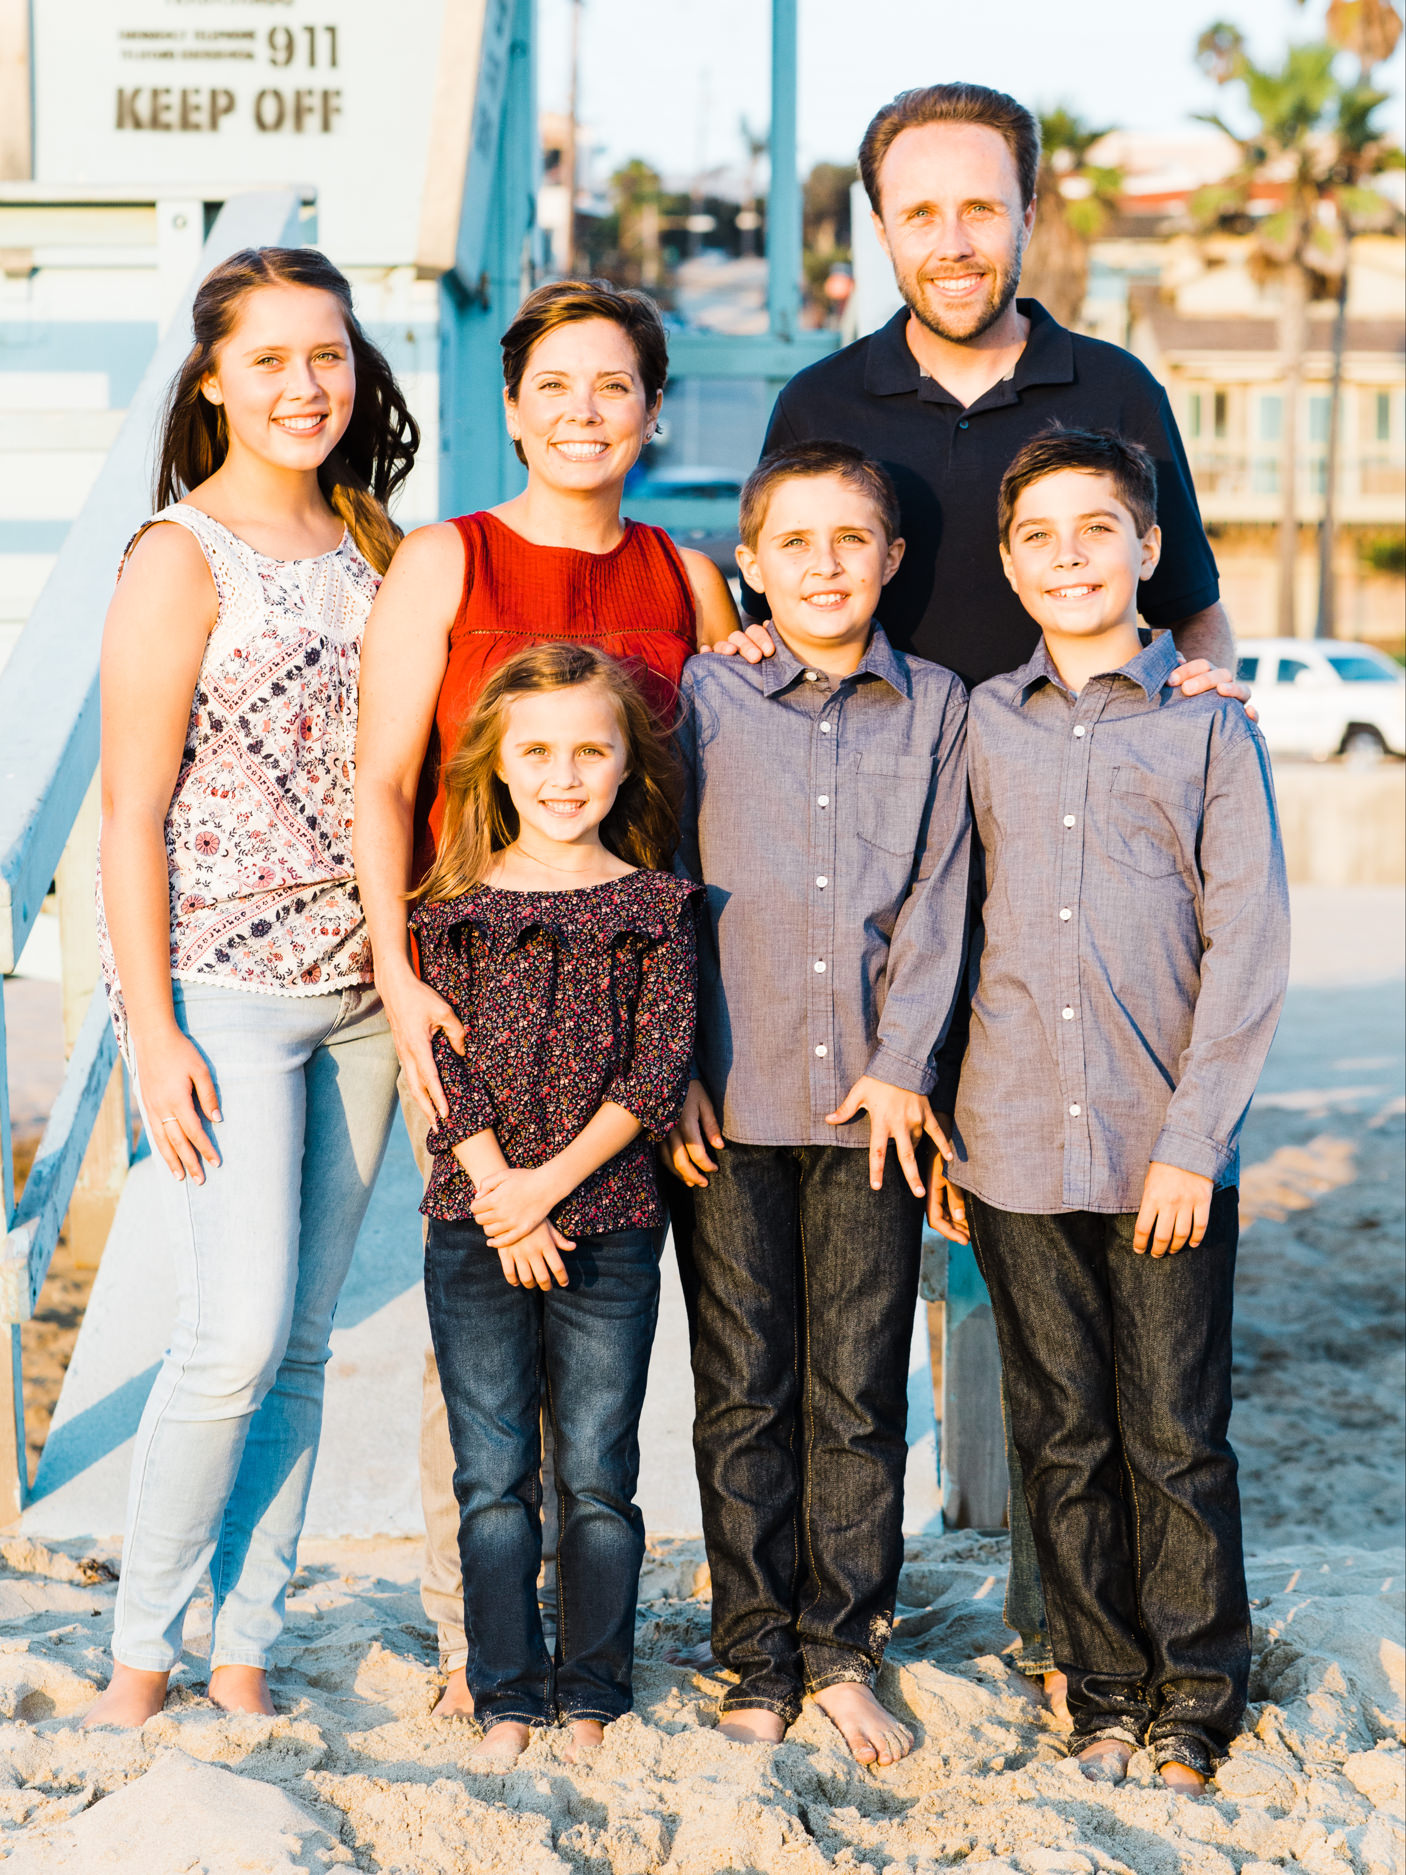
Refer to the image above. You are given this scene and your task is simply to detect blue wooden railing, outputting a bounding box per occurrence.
[0,189,311,1524]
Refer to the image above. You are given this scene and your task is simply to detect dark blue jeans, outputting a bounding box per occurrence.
[967,1189,1249,1773]
[683,1142,923,1722]
[424,1216,661,1727]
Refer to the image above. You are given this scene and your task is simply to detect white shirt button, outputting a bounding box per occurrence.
[814,960,826,973]
[1063,814,1076,828]
[1062,1006,1075,1020]
[820,720,832,733]
[815,1044,827,1057]
[817,795,829,807]
[803,669,818,682]
[1059,908,1072,921]
[1069,1103,1082,1117]
[1073,725,1087,738]
[816,875,828,888]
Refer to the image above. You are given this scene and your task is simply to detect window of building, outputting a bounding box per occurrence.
[1376,391,1392,443]
[1259,395,1283,442]
[1213,390,1228,439]
[1188,392,1203,439]
[1309,395,1331,445]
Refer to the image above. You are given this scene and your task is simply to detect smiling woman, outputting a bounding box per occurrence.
[352,276,738,1717]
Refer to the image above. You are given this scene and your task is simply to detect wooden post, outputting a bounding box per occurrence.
[940,1241,1009,1529]
[54,778,128,1269]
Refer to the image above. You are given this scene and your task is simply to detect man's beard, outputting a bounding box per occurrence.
[896,237,1024,345]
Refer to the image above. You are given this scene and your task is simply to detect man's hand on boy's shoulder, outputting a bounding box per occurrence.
[827,1076,953,1197]
[1166,655,1257,721]
[664,1079,726,1189]
[1134,1161,1216,1257]
[698,620,776,664]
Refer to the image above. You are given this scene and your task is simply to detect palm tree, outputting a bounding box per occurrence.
[1020,108,1123,329]
[1300,0,1404,635]
[1193,32,1352,635]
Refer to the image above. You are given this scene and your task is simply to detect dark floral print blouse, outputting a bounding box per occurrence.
[410,870,699,1234]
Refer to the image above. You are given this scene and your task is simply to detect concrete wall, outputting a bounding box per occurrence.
[1274,761,1406,886]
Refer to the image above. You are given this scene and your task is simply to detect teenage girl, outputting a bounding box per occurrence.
[411,640,697,1764]
[86,247,417,1728]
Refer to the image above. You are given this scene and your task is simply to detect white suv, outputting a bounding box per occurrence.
[1234,638,1405,761]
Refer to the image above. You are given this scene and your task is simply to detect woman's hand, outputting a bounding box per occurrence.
[496,1219,577,1290]
[470,1165,561,1248]
[379,963,465,1122]
[133,1026,222,1183]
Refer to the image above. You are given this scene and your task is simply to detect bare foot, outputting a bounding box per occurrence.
[664,1638,718,1670]
[717,1707,786,1744]
[432,1666,475,1720]
[1044,1669,1071,1727]
[1159,1759,1207,1796]
[1077,1738,1131,1784]
[82,1664,170,1730]
[813,1682,913,1767]
[208,1665,275,1716]
[471,1719,530,1765]
[562,1718,605,1761]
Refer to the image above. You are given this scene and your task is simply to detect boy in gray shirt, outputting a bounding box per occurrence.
[930,427,1289,1791]
[666,441,970,1766]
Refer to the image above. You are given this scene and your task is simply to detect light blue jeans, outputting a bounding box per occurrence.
[113,982,400,1672]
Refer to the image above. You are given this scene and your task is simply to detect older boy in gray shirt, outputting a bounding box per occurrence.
[930,428,1289,1791]
[666,441,970,1766]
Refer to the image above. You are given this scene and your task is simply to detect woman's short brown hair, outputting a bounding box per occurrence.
[859,83,1041,214]
[500,279,669,466]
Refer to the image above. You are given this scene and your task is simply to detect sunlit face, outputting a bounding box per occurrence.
[735,472,904,659]
[496,683,631,851]
[505,318,660,493]
[200,283,355,469]
[1001,469,1161,640]
[873,121,1035,344]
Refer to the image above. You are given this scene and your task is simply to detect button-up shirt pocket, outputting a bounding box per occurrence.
[856,753,935,858]
[1104,767,1204,879]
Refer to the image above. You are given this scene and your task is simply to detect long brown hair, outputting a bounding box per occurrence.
[417,643,681,903]
[154,246,419,573]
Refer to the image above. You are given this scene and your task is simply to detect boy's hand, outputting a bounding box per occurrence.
[1133,1162,1214,1257]
[925,1112,969,1240]
[827,1077,951,1196]
[698,622,776,664]
[1168,656,1257,722]
[496,1218,578,1290]
[470,1165,561,1248]
[664,1079,724,1188]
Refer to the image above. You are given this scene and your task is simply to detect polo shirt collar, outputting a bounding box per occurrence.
[1014,628,1179,705]
[862,299,1075,406]
[760,623,912,700]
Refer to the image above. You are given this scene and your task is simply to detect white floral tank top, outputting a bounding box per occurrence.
[99,503,380,1051]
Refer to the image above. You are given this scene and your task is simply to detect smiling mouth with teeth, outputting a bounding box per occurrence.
[275,413,327,432]
[1047,585,1101,599]
[554,441,610,460]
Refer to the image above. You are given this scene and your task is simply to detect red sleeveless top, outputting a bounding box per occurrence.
[412,510,697,881]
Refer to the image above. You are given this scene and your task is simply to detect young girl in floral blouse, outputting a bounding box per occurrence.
[411,640,697,1765]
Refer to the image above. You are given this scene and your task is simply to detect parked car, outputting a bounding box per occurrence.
[1234,638,1406,761]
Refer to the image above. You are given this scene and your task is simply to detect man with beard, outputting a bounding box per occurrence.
[742,83,1235,689]
[691,83,1247,1724]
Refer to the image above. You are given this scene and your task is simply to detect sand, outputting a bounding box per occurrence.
[0,1099,1400,1873]
[0,888,1401,1872]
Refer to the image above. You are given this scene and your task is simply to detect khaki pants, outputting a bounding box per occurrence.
[401,1079,558,1673]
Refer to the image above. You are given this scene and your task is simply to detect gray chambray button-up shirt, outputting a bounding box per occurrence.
[674,627,971,1147]
[950,629,1289,1213]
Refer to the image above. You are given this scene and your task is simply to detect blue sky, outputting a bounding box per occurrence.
[539,0,1406,183]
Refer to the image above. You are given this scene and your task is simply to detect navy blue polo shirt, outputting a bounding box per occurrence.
[748,299,1220,690]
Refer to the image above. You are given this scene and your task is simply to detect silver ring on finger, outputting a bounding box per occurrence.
[158,1117,181,1126]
